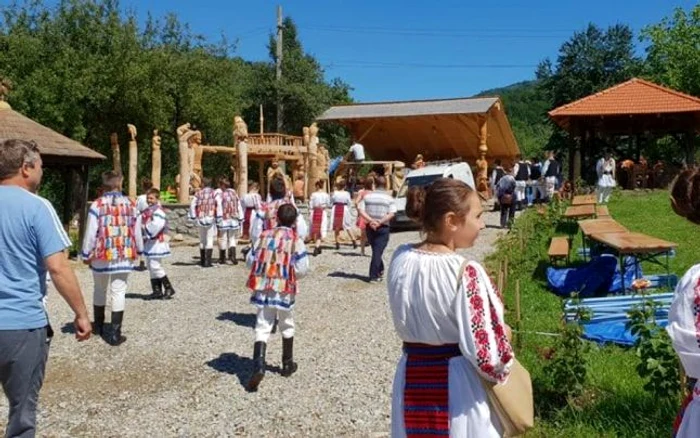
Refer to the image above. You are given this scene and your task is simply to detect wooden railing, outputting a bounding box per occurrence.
[245,133,304,147]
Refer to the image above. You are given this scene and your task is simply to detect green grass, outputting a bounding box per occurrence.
[485,190,699,438]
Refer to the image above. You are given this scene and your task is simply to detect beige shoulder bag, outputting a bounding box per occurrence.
[455,260,534,437]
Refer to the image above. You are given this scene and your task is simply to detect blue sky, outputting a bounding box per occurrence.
[4,0,697,102]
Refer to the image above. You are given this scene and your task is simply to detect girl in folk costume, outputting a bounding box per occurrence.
[596,151,616,204]
[215,176,244,265]
[355,176,375,256]
[189,177,217,268]
[135,177,154,271]
[308,179,330,256]
[330,178,358,250]
[81,171,144,346]
[250,175,308,248]
[387,178,514,437]
[666,168,700,438]
[141,188,175,300]
[241,181,262,257]
[246,204,310,392]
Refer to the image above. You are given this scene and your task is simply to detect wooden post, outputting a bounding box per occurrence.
[238,140,249,196]
[504,256,509,294]
[127,124,137,199]
[151,129,162,190]
[110,133,121,173]
[259,104,264,135]
[497,262,504,295]
[77,164,90,247]
[515,279,522,351]
[476,116,490,199]
[176,123,195,203]
[62,166,73,232]
[276,5,283,132]
[258,160,265,197]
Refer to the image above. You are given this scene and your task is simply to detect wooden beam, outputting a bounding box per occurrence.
[357,121,378,143]
[77,164,90,247]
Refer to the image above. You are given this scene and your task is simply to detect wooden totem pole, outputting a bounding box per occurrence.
[151,129,162,190]
[127,124,138,199]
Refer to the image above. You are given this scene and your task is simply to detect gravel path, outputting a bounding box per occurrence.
[1,210,506,437]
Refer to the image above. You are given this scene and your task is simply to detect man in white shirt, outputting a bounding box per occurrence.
[358,176,396,282]
[348,140,365,162]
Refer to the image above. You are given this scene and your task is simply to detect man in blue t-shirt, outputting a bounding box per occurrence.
[0,139,91,438]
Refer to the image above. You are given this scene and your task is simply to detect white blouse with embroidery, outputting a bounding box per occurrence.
[387,244,514,437]
[667,264,700,438]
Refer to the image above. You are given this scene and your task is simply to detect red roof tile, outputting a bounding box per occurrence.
[549,78,700,117]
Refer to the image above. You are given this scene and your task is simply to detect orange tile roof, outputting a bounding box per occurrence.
[549,78,700,117]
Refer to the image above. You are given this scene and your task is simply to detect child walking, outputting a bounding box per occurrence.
[141,188,175,300]
[330,179,357,250]
[246,203,310,391]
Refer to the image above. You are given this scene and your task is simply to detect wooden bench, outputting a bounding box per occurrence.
[548,236,570,265]
[596,205,610,218]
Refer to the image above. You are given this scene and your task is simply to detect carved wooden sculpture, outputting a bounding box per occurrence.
[476,117,490,199]
[233,116,249,195]
[110,132,121,173]
[176,123,197,203]
[191,131,203,191]
[151,129,161,190]
[127,124,137,198]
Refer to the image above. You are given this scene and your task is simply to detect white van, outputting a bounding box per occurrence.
[392,162,476,228]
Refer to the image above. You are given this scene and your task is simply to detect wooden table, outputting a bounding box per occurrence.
[578,219,628,261]
[572,195,597,206]
[564,204,596,219]
[589,232,677,291]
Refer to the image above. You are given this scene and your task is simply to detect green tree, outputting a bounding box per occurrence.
[642,5,700,97]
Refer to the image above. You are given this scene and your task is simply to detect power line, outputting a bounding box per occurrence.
[323,60,537,70]
[298,25,575,39]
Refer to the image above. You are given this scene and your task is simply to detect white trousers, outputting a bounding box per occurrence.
[597,185,613,204]
[515,181,527,202]
[255,307,294,342]
[198,225,216,249]
[218,229,238,250]
[534,182,547,201]
[545,176,557,198]
[147,258,166,279]
[93,272,129,312]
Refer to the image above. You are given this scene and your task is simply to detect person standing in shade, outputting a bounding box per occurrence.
[189,177,217,268]
[496,165,517,229]
[529,156,544,205]
[358,176,396,283]
[489,159,505,212]
[541,150,561,201]
[82,171,143,346]
[596,151,616,204]
[513,155,530,210]
[0,139,91,438]
[666,167,700,438]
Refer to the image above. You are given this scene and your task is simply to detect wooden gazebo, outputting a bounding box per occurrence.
[549,78,700,182]
[0,101,106,240]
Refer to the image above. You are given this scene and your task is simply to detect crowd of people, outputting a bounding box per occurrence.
[3,135,699,437]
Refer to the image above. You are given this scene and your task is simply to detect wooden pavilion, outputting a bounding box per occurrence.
[317,96,520,163]
[549,78,700,183]
[0,101,106,241]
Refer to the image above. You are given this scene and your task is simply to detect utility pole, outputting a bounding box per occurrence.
[276,5,283,133]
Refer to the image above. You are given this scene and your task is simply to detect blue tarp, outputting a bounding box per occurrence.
[581,317,668,346]
[546,254,642,298]
[329,157,343,175]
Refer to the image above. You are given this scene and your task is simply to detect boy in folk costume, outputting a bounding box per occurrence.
[189,177,217,268]
[330,178,358,250]
[250,175,308,248]
[135,177,153,271]
[246,204,310,391]
[215,176,244,265]
[141,188,175,300]
[81,171,143,346]
[308,179,330,256]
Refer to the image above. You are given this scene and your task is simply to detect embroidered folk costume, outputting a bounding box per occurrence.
[250,199,309,248]
[245,226,310,391]
[387,246,514,437]
[216,187,244,264]
[330,190,354,232]
[308,190,330,243]
[596,157,616,204]
[667,264,700,438]
[81,191,143,346]
[241,191,262,240]
[141,203,175,299]
[189,186,218,267]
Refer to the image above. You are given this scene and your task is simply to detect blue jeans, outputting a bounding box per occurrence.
[366,225,390,280]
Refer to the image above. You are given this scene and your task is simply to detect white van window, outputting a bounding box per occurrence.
[397,174,444,197]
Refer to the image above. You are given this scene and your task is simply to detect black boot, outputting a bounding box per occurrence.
[106,311,127,346]
[161,276,176,299]
[313,246,320,257]
[199,249,206,267]
[137,259,147,272]
[247,341,267,392]
[92,305,105,336]
[218,250,227,265]
[149,278,164,300]
[281,337,298,377]
[229,247,238,265]
[205,249,213,267]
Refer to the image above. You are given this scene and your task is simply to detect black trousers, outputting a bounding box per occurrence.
[500,202,516,228]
